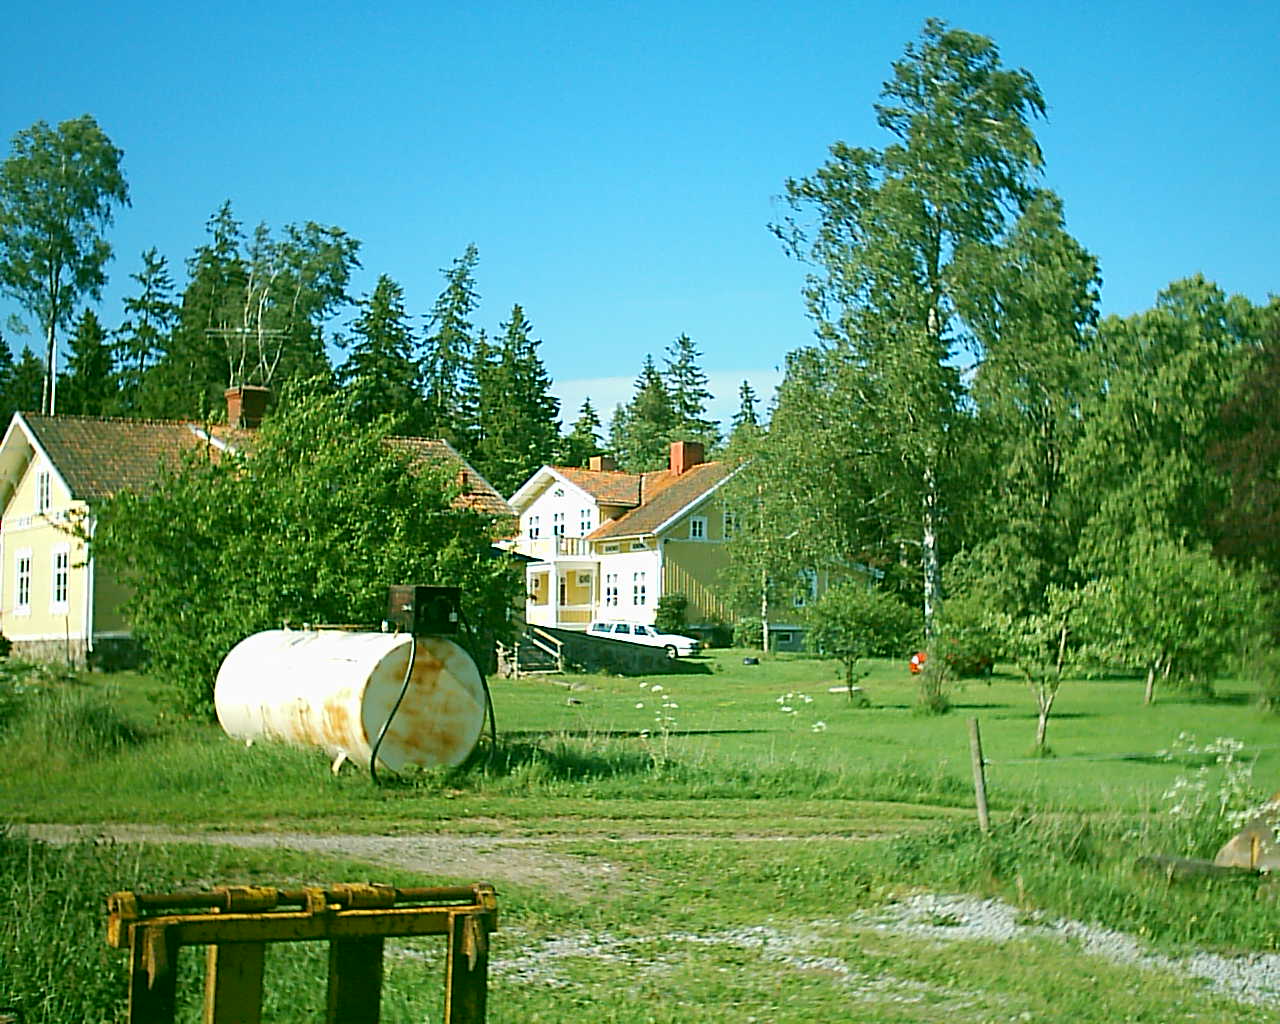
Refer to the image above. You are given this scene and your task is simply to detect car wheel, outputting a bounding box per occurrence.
[664,645,678,659]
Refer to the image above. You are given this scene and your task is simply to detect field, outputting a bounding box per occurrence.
[2,649,1279,1022]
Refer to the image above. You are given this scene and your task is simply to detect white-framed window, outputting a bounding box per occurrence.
[603,542,620,553]
[605,573,619,607]
[723,510,738,539]
[689,515,707,540]
[558,575,567,605]
[632,571,647,607]
[579,508,592,535]
[528,515,540,539]
[793,568,819,608]
[51,545,70,611]
[36,470,51,514]
[629,540,646,551]
[14,549,32,614]
[777,631,795,645]
[552,512,565,537]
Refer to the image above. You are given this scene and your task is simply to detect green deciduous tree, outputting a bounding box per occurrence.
[1070,276,1257,575]
[771,19,1051,645]
[1079,536,1258,704]
[59,308,116,415]
[93,382,520,713]
[1207,301,1280,591]
[806,581,917,700]
[988,585,1080,754]
[0,115,129,414]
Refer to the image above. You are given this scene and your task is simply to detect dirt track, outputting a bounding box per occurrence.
[16,823,630,894]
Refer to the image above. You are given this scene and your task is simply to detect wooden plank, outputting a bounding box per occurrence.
[444,913,489,1024]
[205,943,265,1024]
[157,905,459,946]
[327,937,384,1024]
[127,925,179,1024]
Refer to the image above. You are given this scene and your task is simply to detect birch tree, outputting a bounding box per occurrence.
[0,115,129,414]
[772,19,1049,645]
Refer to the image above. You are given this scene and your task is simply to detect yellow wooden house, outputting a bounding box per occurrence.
[508,441,739,632]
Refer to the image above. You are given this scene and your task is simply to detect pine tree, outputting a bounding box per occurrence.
[338,274,422,430]
[610,355,677,472]
[558,398,604,467]
[472,304,560,496]
[419,244,479,452]
[663,333,719,448]
[114,248,178,414]
[60,308,117,415]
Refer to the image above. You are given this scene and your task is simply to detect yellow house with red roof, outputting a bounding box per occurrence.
[508,441,738,631]
[0,391,512,666]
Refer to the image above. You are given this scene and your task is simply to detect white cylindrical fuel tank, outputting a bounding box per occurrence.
[214,629,485,771]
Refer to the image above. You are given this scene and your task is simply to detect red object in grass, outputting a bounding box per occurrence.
[909,651,927,674]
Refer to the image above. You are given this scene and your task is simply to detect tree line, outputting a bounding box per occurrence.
[720,20,1280,741]
[0,115,741,497]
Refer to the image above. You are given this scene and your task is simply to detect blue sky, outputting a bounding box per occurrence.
[3,1,1276,427]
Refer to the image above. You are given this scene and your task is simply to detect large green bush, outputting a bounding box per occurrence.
[93,382,520,714]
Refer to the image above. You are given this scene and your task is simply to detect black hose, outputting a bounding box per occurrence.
[369,633,416,787]
[459,610,498,770]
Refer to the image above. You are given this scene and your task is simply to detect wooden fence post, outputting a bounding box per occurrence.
[968,717,990,833]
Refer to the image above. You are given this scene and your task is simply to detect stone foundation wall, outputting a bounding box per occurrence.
[9,636,142,671]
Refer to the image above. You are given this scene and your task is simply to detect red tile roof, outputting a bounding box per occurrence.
[386,437,514,517]
[21,415,223,500]
[553,465,643,507]
[588,461,731,539]
[17,415,512,517]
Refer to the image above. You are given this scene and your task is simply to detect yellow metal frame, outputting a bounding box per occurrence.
[106,883,498,1024]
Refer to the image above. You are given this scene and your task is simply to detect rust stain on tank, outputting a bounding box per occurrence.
[321,699,354,748]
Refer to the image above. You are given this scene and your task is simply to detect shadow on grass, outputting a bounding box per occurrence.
[504,728,765,739]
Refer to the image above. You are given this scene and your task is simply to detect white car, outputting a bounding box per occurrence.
[587,620,701,658]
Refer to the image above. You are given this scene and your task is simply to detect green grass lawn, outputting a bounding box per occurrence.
[3,650,1279,1022]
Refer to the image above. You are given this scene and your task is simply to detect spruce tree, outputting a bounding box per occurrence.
[419,244,479,452]
[338,274,422,430]
[114,248,178,414]
[558,398,604,467]
[472,305,560,496]
[726,379,763,455]
[60,308,117,415]
[147,202,246,419]
[664,333,720,448]
[0,331,15,422]
[3,345,44,417]
[610,355,677,472]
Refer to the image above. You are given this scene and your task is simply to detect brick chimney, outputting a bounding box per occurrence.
[669,440,705,475]
[225,385,270,428]
[588,455,617,471]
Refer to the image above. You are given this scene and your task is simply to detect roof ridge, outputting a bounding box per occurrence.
[24,413,209,427]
